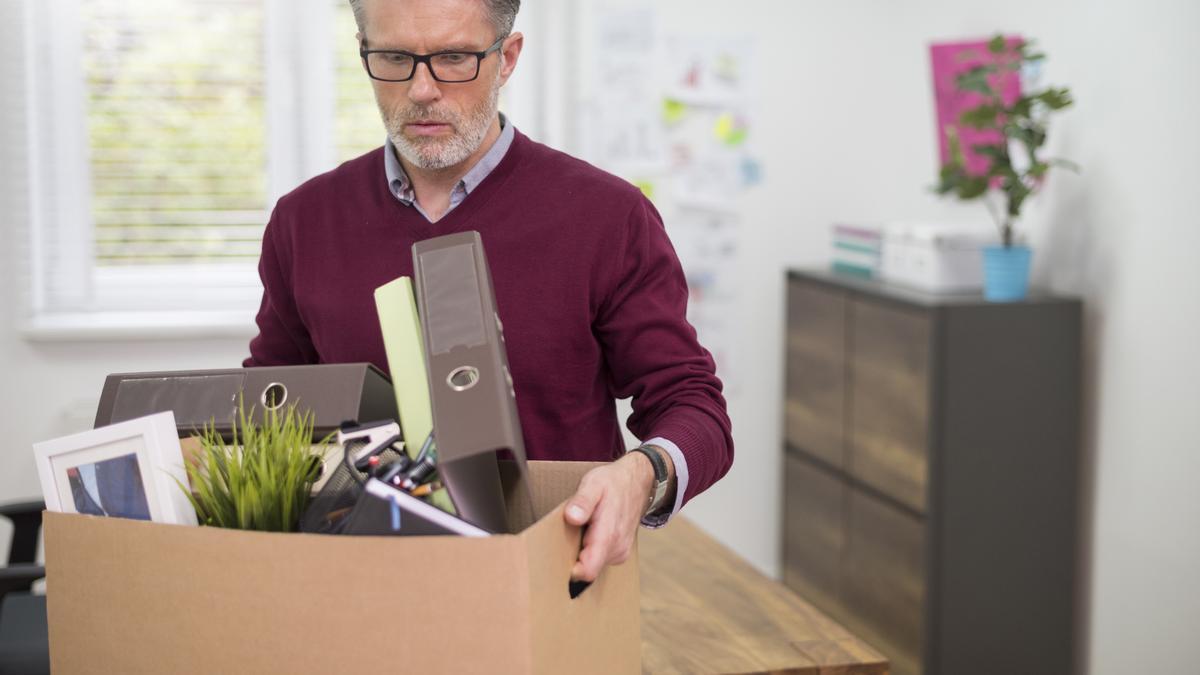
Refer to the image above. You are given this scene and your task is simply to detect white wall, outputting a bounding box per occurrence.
[623,1,1199,673]
[2,1,1198,672]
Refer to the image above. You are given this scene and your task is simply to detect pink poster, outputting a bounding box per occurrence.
[930,37,1022,176]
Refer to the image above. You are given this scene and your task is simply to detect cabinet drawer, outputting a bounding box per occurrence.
[849,299,931,511]
[785,281,847,469]
[843,487,925,671]
[782,453,845,610]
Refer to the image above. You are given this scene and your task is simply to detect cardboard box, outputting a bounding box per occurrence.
[44,461,640,674]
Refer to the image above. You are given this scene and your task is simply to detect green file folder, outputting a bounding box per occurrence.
[374,276,432,460]
[375,277,457,515]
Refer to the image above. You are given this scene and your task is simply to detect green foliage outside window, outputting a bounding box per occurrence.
[83,0,267,265]
[82,0,384,267]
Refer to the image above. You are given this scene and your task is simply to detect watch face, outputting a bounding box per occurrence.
[646,481,670,517]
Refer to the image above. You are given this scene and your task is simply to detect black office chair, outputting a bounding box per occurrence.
[0,500,49,675]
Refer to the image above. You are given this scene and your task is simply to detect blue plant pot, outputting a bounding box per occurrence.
[982,245,1032,302]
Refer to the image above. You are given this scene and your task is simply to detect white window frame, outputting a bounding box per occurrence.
[20,0,553,341]
[21,0,337,340]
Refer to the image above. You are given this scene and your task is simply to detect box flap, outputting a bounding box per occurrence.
[502,460,604,531]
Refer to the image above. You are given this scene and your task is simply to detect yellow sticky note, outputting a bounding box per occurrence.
[632,179,656,201]
[662,98,687,125]
[374,277,432,459]
[714,112,749,146]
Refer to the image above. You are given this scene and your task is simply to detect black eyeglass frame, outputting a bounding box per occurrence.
[359,36,507,83]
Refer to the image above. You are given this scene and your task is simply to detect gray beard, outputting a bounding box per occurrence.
[381,72,501,171]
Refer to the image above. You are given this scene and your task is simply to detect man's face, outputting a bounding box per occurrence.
[360,0,515,171]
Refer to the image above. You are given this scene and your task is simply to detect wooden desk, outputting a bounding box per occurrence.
[640,518,887,675]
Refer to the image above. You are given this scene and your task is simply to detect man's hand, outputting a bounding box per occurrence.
[563,452,657,582]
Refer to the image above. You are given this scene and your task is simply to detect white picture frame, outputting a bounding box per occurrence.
[33,411,198,526]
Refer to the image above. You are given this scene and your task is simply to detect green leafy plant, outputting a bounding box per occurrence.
[934,34,1078,247]
[179,395,330,532]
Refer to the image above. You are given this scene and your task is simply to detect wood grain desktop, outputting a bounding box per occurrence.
[640,517,888,674]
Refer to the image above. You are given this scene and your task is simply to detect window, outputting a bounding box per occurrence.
[84,0,268,269]
[334,1,384,163]
[21,0,542,338]
[23,0,523,337]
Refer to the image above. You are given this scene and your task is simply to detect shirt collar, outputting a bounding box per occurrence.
[384,112,514,204]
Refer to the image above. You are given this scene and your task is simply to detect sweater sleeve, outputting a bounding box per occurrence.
[594,196,734,506]
[244,207,319,367]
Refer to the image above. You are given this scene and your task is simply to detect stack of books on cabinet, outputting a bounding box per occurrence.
[830,224,883,279]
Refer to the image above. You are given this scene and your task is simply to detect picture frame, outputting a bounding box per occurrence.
[33,410,198,526]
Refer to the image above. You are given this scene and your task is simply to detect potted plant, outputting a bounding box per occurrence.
[179,395,331,532]
[934,34,1077,301]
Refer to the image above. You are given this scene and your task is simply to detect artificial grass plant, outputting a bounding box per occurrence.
[179,395,330,532]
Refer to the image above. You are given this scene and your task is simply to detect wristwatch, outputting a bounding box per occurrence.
[630,444,671,516]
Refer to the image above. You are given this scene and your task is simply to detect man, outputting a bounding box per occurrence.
[245,0,733,583]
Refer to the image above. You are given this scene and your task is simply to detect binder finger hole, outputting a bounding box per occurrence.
[447,366,480,391]
[261,382,288,410]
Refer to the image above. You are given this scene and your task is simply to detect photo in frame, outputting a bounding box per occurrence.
[33,410,197,526]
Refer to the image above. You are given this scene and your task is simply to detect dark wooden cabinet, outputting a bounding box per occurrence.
[784,282,847,469]
[782,269,1081,675]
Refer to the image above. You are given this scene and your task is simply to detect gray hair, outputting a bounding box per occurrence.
[349,0,520,40]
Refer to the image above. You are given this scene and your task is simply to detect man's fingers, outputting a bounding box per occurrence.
[564,470,604,526]
[570,560,594,582]
[565,463,641,582]
[571,527,634,581]
[572,530,610,582]
[571,499,616,582]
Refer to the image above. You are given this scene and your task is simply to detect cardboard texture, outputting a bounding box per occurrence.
[44,461,640,675]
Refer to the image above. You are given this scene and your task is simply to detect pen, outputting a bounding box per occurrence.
[408,481,443,498]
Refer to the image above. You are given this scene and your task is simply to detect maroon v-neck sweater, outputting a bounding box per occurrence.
[245,131,733,505]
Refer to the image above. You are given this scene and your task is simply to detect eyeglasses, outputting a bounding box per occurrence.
[360,36,506,83]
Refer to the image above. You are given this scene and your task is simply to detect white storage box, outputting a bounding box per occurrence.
[881,223,996,293]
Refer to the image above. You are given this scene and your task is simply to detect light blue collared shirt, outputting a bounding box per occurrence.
[384,113,516,221]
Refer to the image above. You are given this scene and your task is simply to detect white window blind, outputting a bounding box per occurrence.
[84,0,268,268]
[21,0,544,338]
[25,0,274,330]
[333,1,384,163]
